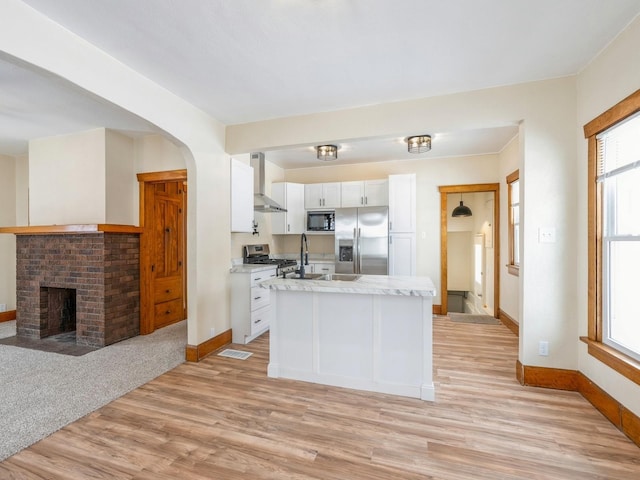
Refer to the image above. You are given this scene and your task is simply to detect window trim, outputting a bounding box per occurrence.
[506,169,520,276]
[582,89,640,386]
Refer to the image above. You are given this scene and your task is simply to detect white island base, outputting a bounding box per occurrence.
[264,276,435,401]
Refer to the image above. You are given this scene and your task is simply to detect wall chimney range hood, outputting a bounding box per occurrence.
[250,152,287,213]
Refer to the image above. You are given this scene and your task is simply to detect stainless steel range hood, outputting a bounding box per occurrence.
[251,152,287,213]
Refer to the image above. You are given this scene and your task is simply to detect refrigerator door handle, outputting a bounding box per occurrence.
[358,227,362,274]
[353,227,358,274]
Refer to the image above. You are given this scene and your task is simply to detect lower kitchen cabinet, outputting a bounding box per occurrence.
[231,267,277,344]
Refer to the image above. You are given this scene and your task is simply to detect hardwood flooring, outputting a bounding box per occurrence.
[1,316,639,479]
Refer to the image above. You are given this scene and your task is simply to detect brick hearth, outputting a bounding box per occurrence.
[15,231,140,348]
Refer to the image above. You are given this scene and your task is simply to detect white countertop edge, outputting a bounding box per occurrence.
[260,275,436,297]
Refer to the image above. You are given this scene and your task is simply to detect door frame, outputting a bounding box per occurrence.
[439,183,500,317]
[137,169,187,334]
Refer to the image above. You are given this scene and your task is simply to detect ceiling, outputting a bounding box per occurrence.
[3,0,640,167]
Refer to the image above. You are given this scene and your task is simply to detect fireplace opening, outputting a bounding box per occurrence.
[41,287,77,340]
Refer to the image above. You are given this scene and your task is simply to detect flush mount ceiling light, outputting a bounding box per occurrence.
[407,135,431,154]
[316,144,338,161]
[452,193,472,217]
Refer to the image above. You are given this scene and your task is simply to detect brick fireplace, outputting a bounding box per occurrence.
[8,225,142,348]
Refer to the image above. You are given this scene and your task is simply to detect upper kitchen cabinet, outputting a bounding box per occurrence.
[341,179,388,207]
[305,182,341,209]
[271,182,305,234]
[230,158,254,233]
[389,174,416,233]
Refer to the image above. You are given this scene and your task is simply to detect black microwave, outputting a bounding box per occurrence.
[307,210,335,232]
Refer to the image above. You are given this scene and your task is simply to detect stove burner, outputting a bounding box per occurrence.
[243,244,298,276]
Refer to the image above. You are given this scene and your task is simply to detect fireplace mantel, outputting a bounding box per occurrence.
[0,224,142,235]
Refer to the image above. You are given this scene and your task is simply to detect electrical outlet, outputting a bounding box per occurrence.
[0,304,6,313]
[539,340,549,356]
[210,327,216,338]
[538,227,556,243]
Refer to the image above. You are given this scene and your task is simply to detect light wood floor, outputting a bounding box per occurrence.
[1,316,639,479]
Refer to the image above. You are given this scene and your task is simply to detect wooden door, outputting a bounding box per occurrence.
[138,170,187,334]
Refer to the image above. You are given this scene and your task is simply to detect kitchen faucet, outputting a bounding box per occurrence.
[298,233,309,278]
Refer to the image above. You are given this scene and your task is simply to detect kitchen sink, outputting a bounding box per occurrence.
[319,274,362,281]
[286,272,326,280]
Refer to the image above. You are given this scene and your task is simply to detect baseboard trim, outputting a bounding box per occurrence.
[498,308,519,336]
[185,328,232,362]
[517,362,640,447]
[433,304,442,315]
[521,364,579,391]
[0,310,16,323]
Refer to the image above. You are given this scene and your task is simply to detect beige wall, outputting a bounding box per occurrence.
[576,16,640,417]
[105,130,136,225]
[134,134,186,174]
[498,135,520,322]
[29,128,107,225]
[0,154,17,310]
[15,154,29,225]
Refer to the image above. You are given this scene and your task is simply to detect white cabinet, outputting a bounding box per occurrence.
[313,263,335,275]
[231,267,277,344]
[304,182,341,209]
[341,180,388,207]
[230,158,254,233]
[389,233,416,276]
[388,174,416,276]
[389,174,416,233]
[271,182,305,234]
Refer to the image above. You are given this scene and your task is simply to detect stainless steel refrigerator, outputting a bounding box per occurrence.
[335,207,389,275]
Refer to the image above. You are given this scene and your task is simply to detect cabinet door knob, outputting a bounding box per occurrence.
[254,296,261,300]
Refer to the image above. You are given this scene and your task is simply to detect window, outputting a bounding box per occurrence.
[599,113,640,361]
[584,89,640,385]
[507,170,520,276]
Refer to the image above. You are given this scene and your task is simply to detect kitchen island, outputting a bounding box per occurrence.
[259,274,436,401]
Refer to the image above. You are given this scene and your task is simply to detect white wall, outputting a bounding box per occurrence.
[576,16,640,417]
[0,154,17,310]
[29,128,107,225]
[498,135,520,322]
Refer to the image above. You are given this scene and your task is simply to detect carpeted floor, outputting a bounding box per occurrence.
[448,312,501,324]
[0,320,186,461]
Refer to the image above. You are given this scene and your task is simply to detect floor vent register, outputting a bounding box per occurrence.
[217,349,253,360]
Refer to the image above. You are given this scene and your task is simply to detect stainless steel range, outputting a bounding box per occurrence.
[243,244,297,277]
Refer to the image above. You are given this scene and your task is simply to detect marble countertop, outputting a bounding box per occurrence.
[230,264,278,274]
[260,274,436,297]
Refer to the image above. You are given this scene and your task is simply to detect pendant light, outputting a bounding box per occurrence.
[452,194,472,217]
